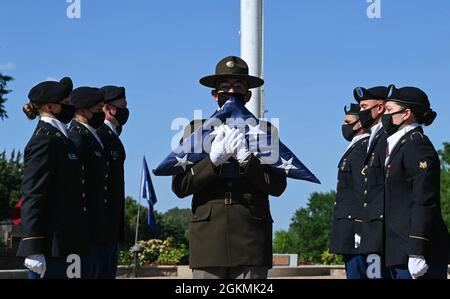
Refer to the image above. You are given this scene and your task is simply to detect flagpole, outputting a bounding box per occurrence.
[241,0,264,119]
[131,156,144,278]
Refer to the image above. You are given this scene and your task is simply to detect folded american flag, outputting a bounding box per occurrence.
[153,96,320,184]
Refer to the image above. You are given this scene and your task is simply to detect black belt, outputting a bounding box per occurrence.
[193,192,268,206]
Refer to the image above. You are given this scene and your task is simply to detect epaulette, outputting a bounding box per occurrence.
[410,131,424,141]
[35,127,51,136]
[70,125,89,135]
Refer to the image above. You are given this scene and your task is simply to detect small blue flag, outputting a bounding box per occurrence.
[141,156,158,235]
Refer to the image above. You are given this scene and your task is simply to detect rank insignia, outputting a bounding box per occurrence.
[419,161,428,169]
[68,153,78,160]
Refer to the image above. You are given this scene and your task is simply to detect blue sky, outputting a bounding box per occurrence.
[1,0,450,232]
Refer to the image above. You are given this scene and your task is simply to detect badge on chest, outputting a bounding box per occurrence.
[68,153,78,160]
[111,150,121,160]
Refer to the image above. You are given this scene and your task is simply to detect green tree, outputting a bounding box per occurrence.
[0,150,23,222]
[122,196,153,248]
[122,197,190,249]
[438,142,450,230]
[157,207,190,247]
[273,230,293,254]
[0,73,13,120]
[285,191,336,263]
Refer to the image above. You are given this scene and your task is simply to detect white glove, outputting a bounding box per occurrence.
[24,254,46,278]
[354,233,361,249]
[232,128,251,163]
[210,126,243,166]
[408,255,428,279]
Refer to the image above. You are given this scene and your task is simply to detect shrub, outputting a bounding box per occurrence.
[118,237,188,266]
[321,249,344,265]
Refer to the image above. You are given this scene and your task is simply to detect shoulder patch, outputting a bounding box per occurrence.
[410,131,424,140]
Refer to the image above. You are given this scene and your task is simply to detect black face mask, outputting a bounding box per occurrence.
[88,111,106,129]
[381,110,406,136]
[55,104,75,124]
[358,105,380,129]
[112,107,129,126]
[341,120,360,142]
[217,92,247,108]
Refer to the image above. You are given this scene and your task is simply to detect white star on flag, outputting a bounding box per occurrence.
[175,154,194,171]
[246,123,266,139]
[277,157,298,175]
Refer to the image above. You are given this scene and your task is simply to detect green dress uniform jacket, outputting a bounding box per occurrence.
[172,120,287,269]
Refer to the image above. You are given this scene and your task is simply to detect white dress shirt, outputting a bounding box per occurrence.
[104,120,119,136]
[385,123,420,165]
[367,123,383,152]
[345,133,371,154]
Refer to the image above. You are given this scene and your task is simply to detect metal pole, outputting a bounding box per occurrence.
[241,0,264,119]
[134,202,141,245]
[261,0,265,118]
[131,162,144,278]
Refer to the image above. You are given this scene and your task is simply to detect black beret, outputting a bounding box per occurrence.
[386,85,430,110]
[28,77,73,103]
[100,85,126,103]
[344,103,360,115]
[71,87,105,109]
[353,86,389,103]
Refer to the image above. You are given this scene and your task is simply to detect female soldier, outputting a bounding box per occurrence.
[17,77,89,279]
[68,87,107,279]
[382,85,450,279]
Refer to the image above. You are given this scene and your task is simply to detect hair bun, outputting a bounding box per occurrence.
[23,103,39,120]
[423,109,437,126]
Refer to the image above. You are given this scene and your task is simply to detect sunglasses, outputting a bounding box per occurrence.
[217,81,247,92]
